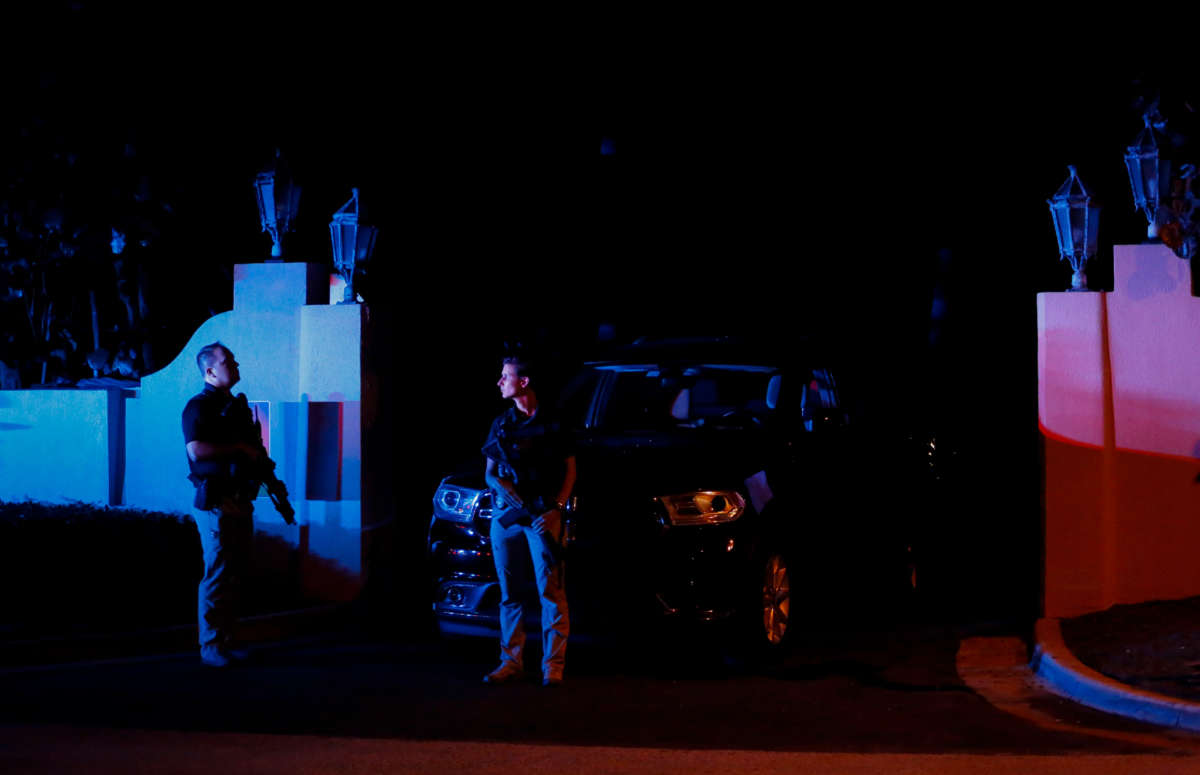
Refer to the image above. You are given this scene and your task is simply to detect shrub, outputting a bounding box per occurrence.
[0,500,306,638]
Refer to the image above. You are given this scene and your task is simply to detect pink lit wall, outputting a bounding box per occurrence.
[1039,243,1200,618]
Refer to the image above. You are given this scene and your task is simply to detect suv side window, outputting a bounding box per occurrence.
[800,367,848,430]
[556,369,603,431]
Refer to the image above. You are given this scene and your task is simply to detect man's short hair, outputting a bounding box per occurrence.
[502,354,538,389]
[196,342,227,376]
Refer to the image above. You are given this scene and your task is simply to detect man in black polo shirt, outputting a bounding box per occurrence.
[481,355,576,686]
[181,342,270,667]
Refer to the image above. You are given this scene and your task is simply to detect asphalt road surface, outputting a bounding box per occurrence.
[2,621,1199,773]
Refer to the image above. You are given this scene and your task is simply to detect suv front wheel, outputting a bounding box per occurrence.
[760,551,792,647]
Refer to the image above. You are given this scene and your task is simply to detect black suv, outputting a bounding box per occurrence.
[427,338,926,652]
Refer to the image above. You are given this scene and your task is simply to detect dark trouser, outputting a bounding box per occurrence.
[194,497,254,648]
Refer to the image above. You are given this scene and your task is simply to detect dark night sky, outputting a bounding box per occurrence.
[6,10,1191,506]
[6,10,1167,342]
[7,9,1196,616]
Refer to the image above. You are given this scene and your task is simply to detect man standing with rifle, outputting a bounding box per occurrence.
[182,342,294,667]
[481,354,576,687]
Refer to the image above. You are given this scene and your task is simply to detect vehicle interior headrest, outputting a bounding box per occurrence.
[669,387,690,420]
[766,374,782,410]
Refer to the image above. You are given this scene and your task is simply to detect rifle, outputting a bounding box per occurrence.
[251,455,297,526]
[233,394,297,526]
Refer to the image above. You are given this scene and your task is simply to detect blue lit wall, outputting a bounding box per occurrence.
[0,262,370,602]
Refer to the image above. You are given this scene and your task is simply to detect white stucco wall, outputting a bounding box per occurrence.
[0,389,112,503]
[2,262,370,601]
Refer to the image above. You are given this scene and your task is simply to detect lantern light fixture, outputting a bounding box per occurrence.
[254,151,302,260]
[329,188,377,304]
[1124,113,1169,240]
[1048,165,1100,292]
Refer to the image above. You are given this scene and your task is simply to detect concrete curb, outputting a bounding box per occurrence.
[1031,617,1200,731]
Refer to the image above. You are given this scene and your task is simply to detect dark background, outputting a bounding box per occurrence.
[4,7,1194,624]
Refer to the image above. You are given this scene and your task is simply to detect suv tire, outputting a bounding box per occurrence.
[760,550,792,649]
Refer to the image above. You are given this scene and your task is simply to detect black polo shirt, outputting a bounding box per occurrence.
[482,406,575,505]
[182,385,254,479]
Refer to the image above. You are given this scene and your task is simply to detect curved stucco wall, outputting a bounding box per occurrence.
[2,263,369,602]
[125,310,244,515]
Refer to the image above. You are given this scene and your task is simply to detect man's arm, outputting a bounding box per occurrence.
[186,440,261,463]
[484,456,524,509]
[532,455,577,537]
[183,396,261,464]
[554,455,577,510]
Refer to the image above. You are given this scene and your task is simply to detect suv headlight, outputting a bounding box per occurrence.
[657,491,745,526]
[433,485,483,524]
